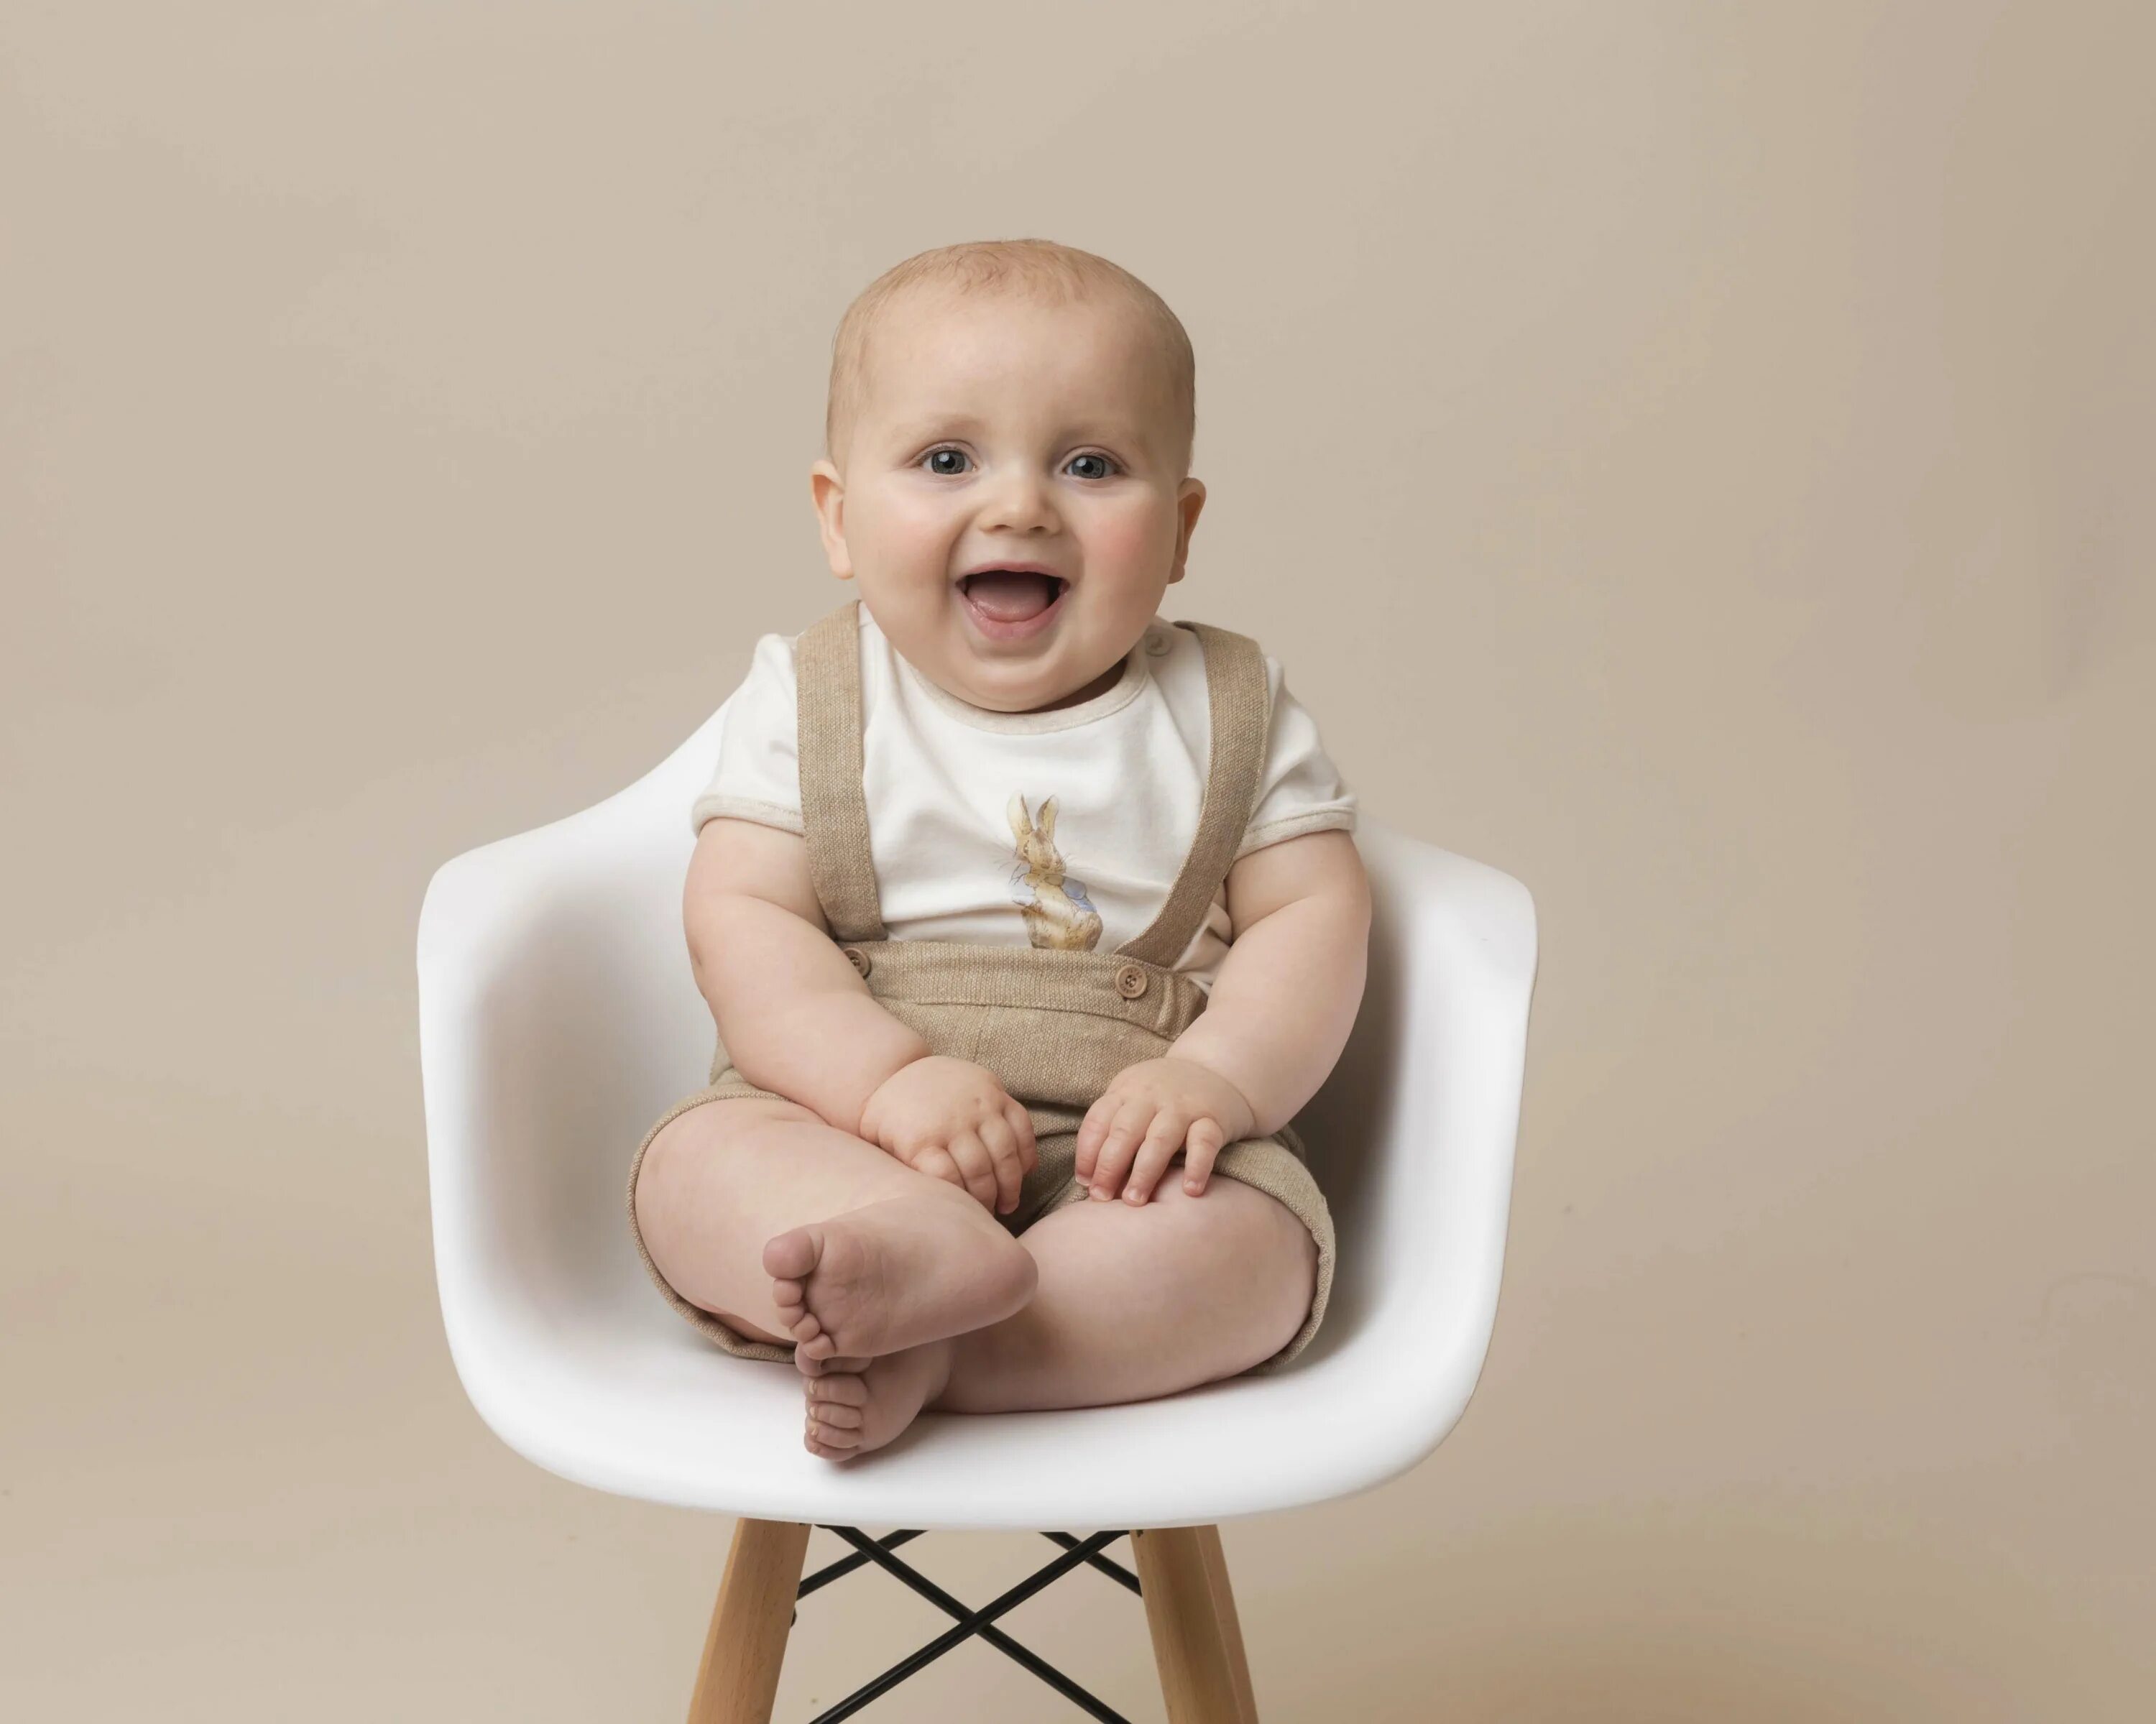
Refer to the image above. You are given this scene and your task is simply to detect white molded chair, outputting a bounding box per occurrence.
[417,696,1537,1722]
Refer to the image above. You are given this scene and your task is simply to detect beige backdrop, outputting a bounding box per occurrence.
[4,3,2151,1718]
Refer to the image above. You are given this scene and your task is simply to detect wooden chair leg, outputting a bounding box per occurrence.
[1195,1524,1259,1723]
[1133,1526,1261,1723]
[686,1518,811,1724]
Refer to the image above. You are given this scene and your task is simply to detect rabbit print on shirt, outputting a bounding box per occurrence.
[1006,793,1103,952]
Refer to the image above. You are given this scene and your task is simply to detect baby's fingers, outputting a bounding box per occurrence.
[1003,1097,1039,1176]
[1074,1093,1116,1184]
[1182,1118,1228,1195]
[1123,1112,1189,1206]
[1087,1100,1151,1200]
[945,1130,1000,1211]
[978,1113,1026,1215]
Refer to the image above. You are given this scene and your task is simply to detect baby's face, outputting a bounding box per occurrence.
[810,287,1204,714]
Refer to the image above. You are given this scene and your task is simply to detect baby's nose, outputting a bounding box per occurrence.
[978,467,1059,532]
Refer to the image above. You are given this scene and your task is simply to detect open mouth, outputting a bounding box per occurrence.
[957,569,1068,637]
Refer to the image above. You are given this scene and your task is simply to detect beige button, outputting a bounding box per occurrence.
[841,944,871,978]
[1145,628,1173,656]
[1114,962,1149,998]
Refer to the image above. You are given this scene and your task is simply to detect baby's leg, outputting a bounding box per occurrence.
[943,1176,1317,1409]
[798,1177,1315,1456]
[633,1097,1037,1360]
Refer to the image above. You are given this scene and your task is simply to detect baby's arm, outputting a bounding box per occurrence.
[686,817,926,1133]
[685,818,1038,1211]
[1174,829,1371,1133]
[1075,829,1371,1202]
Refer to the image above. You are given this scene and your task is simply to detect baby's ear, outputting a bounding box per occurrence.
[1038,796,1059,842]
[809,459,854,580]
[1007,792,1034,844]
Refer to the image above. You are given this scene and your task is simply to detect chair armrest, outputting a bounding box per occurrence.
[417,706,728,1427]
[1289,819,1538,1475]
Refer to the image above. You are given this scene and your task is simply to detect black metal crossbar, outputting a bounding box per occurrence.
[799,1526,1138,1723]
[797,1529,926,1602]
[1041,1531,1143,1595]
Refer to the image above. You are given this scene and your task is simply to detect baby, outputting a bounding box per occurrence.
[628,239,1371,1460]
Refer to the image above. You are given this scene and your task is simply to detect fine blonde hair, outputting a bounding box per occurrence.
[824,238,1197,477]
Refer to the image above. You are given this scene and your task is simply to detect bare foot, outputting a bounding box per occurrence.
[802,1342,954,1460]
[763,1194,1036,1363]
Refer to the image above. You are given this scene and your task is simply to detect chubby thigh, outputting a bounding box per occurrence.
[630,1092,1018,1353]
[630,1088,1335,1375]
[1023,1128,1335,1373]
[941,1171,1322,1411]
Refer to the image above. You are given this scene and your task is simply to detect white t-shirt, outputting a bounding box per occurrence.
[691,605,1358,992]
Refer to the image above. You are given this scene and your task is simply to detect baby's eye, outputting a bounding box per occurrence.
[923,448,972,476]
[1067,452,1118,480]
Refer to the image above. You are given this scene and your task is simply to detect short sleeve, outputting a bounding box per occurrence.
[1235,655,1359,859]
[688,632,805,837]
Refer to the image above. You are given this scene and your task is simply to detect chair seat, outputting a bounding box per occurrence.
[440,1188,1483,1531]
[420,701,1536,1531]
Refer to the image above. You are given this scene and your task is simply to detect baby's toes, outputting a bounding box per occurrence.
[803,1368,869,1453]
[807,1401,866,1433]
[808,1373,870,1412]
[763,1225,821,1284]
[805,1411,862,1453]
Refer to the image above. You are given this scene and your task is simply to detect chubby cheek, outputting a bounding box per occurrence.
[854,491,962,588]
[1077,500,1173,579]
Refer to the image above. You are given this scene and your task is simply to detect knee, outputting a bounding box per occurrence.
[1255,1186,1318,1299]
[1169,1179,1316,1344]
[634,1102,768,1253]
[631,1113,700,1268]
[1278,1210,1318,1335]
[635,1100,798,1233]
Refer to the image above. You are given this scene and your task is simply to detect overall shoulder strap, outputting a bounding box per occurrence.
[1116,620,1272,967]
[794,598,888,941]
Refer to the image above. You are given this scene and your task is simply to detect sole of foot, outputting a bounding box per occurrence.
[763,1194,1035,1363]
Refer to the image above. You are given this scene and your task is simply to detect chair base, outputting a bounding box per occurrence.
[686,1518,1259,1723]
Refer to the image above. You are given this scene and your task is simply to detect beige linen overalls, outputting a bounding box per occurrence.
[627,599,1336,1373]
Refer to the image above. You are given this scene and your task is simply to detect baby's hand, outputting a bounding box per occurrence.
[1075,1058,1257,1206]
[858,1055,1038,1215]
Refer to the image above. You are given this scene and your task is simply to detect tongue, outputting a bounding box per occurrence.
[964,571,1057,621]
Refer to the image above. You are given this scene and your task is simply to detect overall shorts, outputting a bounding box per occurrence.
[626,599,1337,1373]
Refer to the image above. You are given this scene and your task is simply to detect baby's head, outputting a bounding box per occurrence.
[809,239,1205,716]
